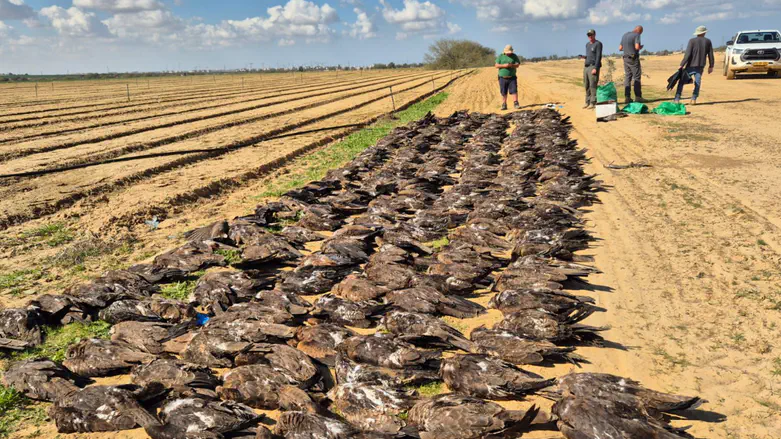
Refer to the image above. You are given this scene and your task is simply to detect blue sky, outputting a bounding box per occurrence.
[1,0,780,74]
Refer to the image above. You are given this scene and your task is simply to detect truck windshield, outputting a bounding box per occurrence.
[736,32,781,44]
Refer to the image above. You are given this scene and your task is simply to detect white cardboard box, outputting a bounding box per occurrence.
[596,101,618,119]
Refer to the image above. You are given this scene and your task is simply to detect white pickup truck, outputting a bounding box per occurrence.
[724,30,781,79]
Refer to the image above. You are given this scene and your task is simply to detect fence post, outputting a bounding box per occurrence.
[389,86,396,113]
[35,82,38,98]
[242,77,244,89]
[126,84,130,102]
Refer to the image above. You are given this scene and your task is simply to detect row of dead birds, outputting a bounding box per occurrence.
[1,109,708,439]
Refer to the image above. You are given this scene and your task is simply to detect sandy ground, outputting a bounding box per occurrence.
[438,55,781,438]
[6,57,781,438]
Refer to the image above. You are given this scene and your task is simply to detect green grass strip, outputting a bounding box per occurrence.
[259,92,449,198]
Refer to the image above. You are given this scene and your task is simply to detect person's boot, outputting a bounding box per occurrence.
[633,83,646,102]
[624,86,632,104]
[690,98,697,105]
[501,103,507,110]
[513,101,520,109]
[673,96,680,104]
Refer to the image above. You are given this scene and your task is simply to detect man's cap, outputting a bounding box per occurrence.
[694,25,708,35]
[503,45,514,54]
[587,29,596,36]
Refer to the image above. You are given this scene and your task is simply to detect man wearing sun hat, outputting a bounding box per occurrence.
[674,25,714,105]
[495,44,521,110]
[583,29,603,109]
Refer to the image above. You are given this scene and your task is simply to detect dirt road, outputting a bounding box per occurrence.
[438,57,781,438]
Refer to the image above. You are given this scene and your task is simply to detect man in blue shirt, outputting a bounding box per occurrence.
[495,45,521,110]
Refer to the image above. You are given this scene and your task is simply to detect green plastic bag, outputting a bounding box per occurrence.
[596,82,617,102]
[652,102,686,115]
[622,102,649,114]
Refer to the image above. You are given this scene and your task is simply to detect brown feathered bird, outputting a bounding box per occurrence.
[63,338,157,377]
[49,385,162,433]
[470,326,583,365]
[408,394,539,439]
[380,311,475,352]
[2,359,81,401]
[440,354,553,400]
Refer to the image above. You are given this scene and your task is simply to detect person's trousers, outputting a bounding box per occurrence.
[623,56,642,99]
[584,66,600,105]
[675,67,703,100]
[498,76,518,97]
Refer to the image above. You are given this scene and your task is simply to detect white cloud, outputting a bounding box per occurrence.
[171,0,339,48]
[39,6,112,38]
[446,21,461,33]
[552,22,567,31]
[459,0,587,22]
[73,0,164,12]
[381,0,450,39]
[278,37,295,46]
[586,0,651,25]
[523,0,585,19]
[0,0,34,20]
[658,12,682,24]
[103,9,184,40]
[0,19,11,36]
[347,8,376,39]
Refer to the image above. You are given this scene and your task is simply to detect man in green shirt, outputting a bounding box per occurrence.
[495,45,521,110]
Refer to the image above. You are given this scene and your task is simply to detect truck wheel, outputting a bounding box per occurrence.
[723,61,728,76]
[726,69,736,80]
[768,71,779,78]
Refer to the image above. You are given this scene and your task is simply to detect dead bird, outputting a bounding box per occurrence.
[27,294,85,326]
[280,226,327,247]
[98,299,166,324]
[229,220,303,263]
[153,240,228,272]
[296,324,356,365]
[493,309,607,343]
[255,289,313,316]
[63,338,158,377]
[440,354,554,400]
[328,383,418,434]
[49,384,162,433]
[335,350,439,388]
[332,275,389,302]
[379,311,475,352]
[110,321,187,354]
[557,372,703,415]
[2,359,82,401]
[385,286,486,319]
[312,295,386,328]
[217,364,316,410]
[65,269,159,310]
[494,256,598,291]
[145,397,262,439]
[337,333,441,370]
[190,270,260,315]
[488,288,600,317]
[275,411,357,439]
[552,394,692,439]
[449,225,513,253]
[180,327,254,368]
[234,343,320,388]
[408,394,539,439]
[281,265,356,296]
[0,307,43,350]
[470,326,583,365]
[131,358,220,391]
[184,220,230,243]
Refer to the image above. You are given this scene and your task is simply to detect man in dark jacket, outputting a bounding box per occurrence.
[619,25,645,104]
[674,25,715,105]
[584,29,603,109]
